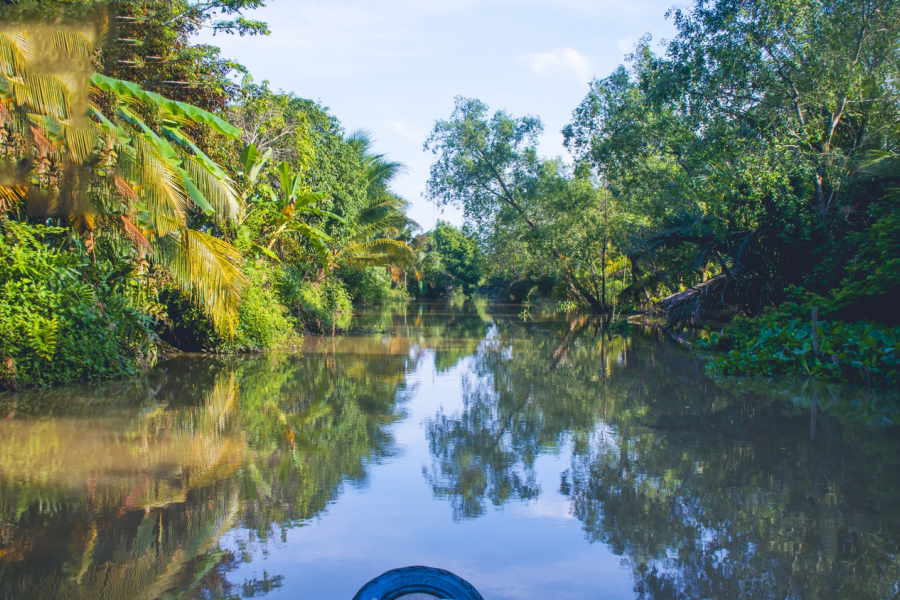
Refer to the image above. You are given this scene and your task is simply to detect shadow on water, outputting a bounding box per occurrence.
[0,301,898,599]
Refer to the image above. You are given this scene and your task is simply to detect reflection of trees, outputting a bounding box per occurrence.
[426,376,540,520]
[425,317,652,520]
[0,373,246,600]
[424,317,900,599]
[352,301,491,374]
[233,351,408,538]
[0,345,413,599]
[563,394,900,600]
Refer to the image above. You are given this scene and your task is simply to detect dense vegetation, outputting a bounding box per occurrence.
[0,0,438,387]
[422,0,900,387]
[2,0,899,390]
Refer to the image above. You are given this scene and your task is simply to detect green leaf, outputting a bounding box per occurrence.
[240,144,259,174]
[91,73,242,138]
[177,169,215,216]
[308,208,346,224]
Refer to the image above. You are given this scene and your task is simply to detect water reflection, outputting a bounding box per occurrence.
[424,313,900,599]
[0,347,411,599]
[0,302,898,600]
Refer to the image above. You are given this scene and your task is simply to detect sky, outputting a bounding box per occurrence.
[199,0,680,229]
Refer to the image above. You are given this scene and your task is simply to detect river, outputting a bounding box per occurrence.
[1,301,898,600]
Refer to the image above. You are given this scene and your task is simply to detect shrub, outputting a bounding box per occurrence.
[0,222,157,389]
[279,271,352,333]
[231,262,300,351]
[340,266,407,306]
[161,262,299,352]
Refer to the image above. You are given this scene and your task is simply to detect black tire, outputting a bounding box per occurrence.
[351,565,484,600]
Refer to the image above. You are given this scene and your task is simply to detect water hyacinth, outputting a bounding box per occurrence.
[697,316,899,390]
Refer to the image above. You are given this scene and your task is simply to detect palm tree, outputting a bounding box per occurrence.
[238,151,344,254]
[327,130,418,272]
[331,195,418,271]
[346,129,408,199]
[1,26,246,335]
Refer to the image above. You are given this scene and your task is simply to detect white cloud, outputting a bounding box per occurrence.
[513,496,574,520]
[617,35,636,55]
[383,120,421,140]
[518,47,592,83]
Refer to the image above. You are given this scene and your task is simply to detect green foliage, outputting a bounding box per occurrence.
[0,0,424,390]
[0,222,157,389]
[432,221,483,293]
[407,221,483,298]
[830,194,900,322]
[162,262,299,352]
[278,273,352,333]
[425,97,543,233]
[231,262,300,351]
[561,0,900,323]
[339,267,406,307]
[425,100,630,312]
[698,316,899,389]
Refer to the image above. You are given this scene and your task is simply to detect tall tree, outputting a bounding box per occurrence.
[425,97,608,312]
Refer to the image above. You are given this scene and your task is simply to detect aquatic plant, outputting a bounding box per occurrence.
[697,315,899,390]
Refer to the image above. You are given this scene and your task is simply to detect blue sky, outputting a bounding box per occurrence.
[201,0,679,229]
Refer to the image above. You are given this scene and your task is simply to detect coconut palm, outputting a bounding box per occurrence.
[326,130,418,272]
[0,25,246,335]
[331,195,418,270]
[346,129,408,199]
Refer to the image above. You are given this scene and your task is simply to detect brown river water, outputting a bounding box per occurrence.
[1,301,898,600]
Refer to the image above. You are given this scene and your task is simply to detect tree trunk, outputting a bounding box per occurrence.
[551,249,604,313]
[601,244,607,315]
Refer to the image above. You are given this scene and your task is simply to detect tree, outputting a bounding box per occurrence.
[431,221,483,294]
[424,96,543,233]
[324,130,418,274]
[564,0,900,323]
[424,97,608,312]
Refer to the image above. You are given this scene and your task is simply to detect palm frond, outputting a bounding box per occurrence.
[356,196,413,228]
[114,176,139,201]
[346,128,374,153]
[629,211,710,254]
[183,153,241,223]
[0,185,26,212]
[57,121,99,165]
[120,215,151,251]
[10,74,72,119]
[137,212,183,239]
[124,135,189,223]
[154,229,246,336]
[0,32,29,76]
[857,150,900,179]
[338,238,416,269]
[364,156,408,190]
[51,31,94,58]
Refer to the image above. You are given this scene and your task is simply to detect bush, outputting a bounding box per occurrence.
[232,262,300,351]
[340,266,407,306]
[0,222,157,389]
[161,261,299,352]
[697,314,899,390]
[278,270,352,333]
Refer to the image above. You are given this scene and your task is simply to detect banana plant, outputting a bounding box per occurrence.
[237,149,345,256]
